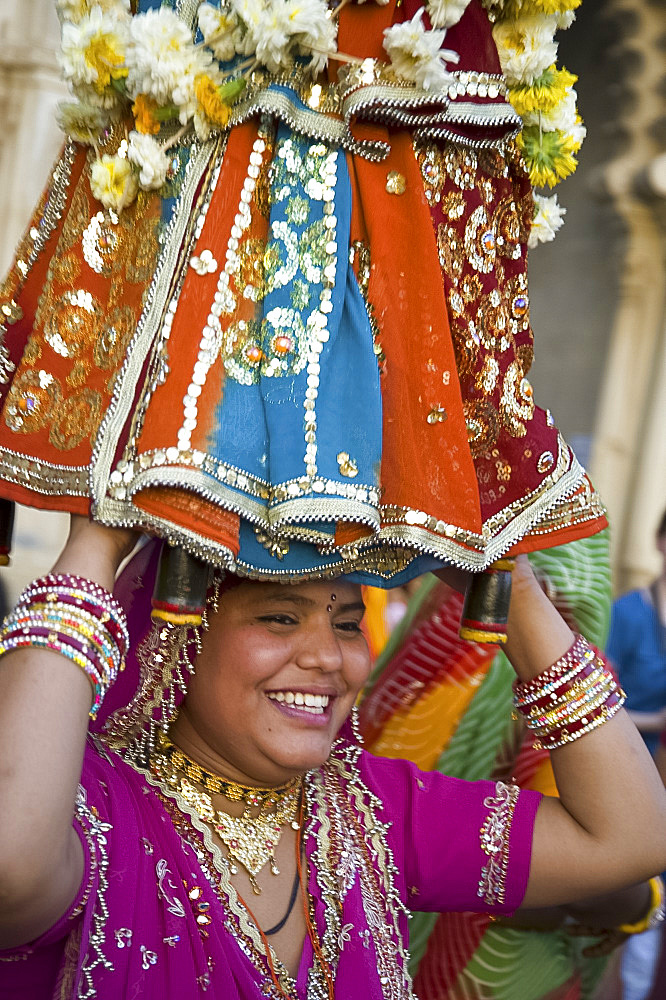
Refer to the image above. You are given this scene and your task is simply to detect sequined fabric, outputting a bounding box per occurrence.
[0,739,540,999]
[0,0,606,582]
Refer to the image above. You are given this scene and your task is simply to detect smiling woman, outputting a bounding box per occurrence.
[0,0,664,995]
[0,518,666,1000]
[171,581,371,785]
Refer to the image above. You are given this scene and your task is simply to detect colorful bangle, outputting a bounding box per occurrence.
[0,632,105,715]
[530,692,625,750]
[514,635,595,704]
[0,573,129,719]
[19,574,129,651]
[526,676,615,727]
[7,607,125,672]
[8,580,128,659]
[516,661,603,711]
[2,608,123,683]
[1,623,117,690]
[618,877,666,935]
[514,634,592,682]
[513,636,625,750]
[25,598,129,652]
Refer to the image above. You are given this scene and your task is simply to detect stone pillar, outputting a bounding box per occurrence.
[0,1,66,271]
[0,0,69,603]
[589,0,666,592]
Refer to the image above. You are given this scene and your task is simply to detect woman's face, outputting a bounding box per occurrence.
[173,579,371,786]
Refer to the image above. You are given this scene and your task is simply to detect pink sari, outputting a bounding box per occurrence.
[1,742,539,999]
[0,542,541,999]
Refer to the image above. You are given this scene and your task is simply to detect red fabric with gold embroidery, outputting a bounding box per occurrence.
[348,132,482,545]
[0,0,606,580]
[0,146,163,512]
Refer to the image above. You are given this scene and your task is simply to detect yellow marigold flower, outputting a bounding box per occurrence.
[133,94,161,135]
[90,153,139,211]
[517,126,578,188]
[84,31,128,94]
[509,64,577,115]
[500,0,581,16]
[195,74,232,129]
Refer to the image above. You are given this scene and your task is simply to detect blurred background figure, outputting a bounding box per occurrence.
[607,509,666,755]
[606,509,666,1000]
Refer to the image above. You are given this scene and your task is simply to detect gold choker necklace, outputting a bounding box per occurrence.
[151,733,302,894]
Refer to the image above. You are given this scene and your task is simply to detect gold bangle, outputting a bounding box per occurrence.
[618,877,666,935]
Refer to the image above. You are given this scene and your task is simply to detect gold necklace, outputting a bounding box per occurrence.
[151,733,302,894]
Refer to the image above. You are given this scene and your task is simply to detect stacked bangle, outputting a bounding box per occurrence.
[513,635,625,750]
[0,573,129,719]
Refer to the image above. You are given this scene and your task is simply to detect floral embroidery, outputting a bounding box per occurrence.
[133,740,417,1000]
[4,173,161,452]
[418,139,535,460]
[114,928,132,949]
[156,858,187,919]
[75,784,115,998]
[318,744,415,999]
[140,944,158,970]
[338,922,354,950]
[477,780,520,907]
[0,142,77,384]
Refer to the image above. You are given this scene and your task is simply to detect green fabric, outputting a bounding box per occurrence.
[367,531,614,997]
[463,925,578,1000]
[436,655,515,781]
[408,911,441,976]
[528,530,612,648]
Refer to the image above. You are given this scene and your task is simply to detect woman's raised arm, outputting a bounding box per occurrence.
[0,516,135,949]
[501,557,666,907]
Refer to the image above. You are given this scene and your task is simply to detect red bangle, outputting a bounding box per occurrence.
[533,691,626,749]
[513,636,625,750]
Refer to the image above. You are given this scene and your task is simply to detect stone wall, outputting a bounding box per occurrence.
[0,0,69,604]
[528,0,666,591]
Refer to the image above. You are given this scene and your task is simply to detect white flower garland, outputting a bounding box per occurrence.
[56,0,583,239]
[483,0,586,246]
[528,192,566,248]
[383,7,460,91]
[492,14,559,86]
[55,0,468,211]
[427,0,471,29]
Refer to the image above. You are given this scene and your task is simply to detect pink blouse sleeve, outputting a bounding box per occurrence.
[360,751,542,915]
[0,747,110,998]
[0,793,97,998]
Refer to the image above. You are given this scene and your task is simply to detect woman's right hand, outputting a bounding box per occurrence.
[0,513,140,950]
[52,514,140,590]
